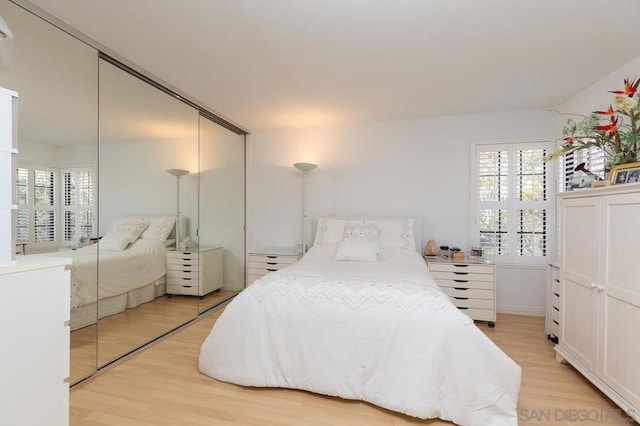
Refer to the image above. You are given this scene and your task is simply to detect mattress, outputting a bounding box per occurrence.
[199,244,521,426]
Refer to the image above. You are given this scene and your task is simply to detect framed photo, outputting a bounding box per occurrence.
[610,162,640,185]
[569,174,595,190]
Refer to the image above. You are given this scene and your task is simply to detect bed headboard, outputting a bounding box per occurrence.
[310,216,422,254]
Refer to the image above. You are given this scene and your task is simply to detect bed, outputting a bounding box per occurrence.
[47,216,177,330]
[199,217,521,425]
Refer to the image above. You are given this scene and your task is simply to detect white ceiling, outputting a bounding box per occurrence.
[22,0,640,131]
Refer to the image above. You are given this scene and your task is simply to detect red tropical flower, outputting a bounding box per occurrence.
[562,136,575,146]
[595,117,619,135]
[609,78,639,97]
[593,105,615,117]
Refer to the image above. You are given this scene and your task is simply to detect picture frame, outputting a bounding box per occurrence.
[609,161,640,185]
[569,173,595,190]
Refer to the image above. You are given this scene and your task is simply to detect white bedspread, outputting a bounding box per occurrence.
[47,239,167,309]
[199,245,521,425]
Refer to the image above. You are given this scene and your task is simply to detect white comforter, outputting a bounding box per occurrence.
[199,245,521,425]
[47,239,167,309]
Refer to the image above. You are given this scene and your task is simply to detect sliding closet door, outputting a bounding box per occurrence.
[97,58,200,368]
[0,0,99,384]
[198,115,246,313]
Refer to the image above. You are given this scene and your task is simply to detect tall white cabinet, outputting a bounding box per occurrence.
[556,184,640,422]
[0,257,72,425]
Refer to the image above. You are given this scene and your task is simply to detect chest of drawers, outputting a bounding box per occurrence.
[427,259,496,327]
[248,250,301,284]
[166,247,223,297]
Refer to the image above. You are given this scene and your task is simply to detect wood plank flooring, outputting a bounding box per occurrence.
[70,313,626,425]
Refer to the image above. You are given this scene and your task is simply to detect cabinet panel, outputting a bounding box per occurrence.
[562,277,597,371]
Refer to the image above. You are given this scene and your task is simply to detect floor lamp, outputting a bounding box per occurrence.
[166,168,189,249]
[293,162,317,254]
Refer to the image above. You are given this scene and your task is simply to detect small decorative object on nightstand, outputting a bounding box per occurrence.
[248,248,302,284]
[427,256,497,327]
[166,246,223,298]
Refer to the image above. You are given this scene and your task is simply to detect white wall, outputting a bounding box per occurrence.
[248,108,556,315]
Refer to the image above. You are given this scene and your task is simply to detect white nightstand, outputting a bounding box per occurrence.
[248,248,302,284]
[426,256,497,327]
[166,246,223,297]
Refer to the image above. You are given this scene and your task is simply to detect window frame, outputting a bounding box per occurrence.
[470,140,556,265]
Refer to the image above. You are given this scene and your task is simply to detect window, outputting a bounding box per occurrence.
[473,141,554,264]
[62,167,95,246]
[15,165,95,251]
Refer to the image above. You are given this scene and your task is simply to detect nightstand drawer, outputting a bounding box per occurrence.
[249,255,299,264]
[167,283,199,296]
[450,297,494,310]
[167,269,200,279]
[431,278,494,290]
[441,286,494,300]
[167,276,199,286]
[430,271,494,282]
[457,307,495,321]
[249,261,292,271]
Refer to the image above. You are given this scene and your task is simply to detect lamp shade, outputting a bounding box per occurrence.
[166,168,189,177]
[293,162,317,173]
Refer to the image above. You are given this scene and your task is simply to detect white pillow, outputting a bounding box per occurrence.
[139,216,176,241]
[110,218,151,244]
[342,223,380,243]
[335,240,378,262]
[364,218,415,250]
[314,217,348,245]
[99,231,131,251]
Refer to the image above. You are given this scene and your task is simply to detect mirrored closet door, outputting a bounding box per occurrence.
[97,57,200,368]
[198,115,246,313]
[0,0,99,384]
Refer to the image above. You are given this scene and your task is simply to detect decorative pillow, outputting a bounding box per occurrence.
[313,217,349,245]
[364,218,415,250]
[163,238,176,248]
[139,216,176,241]
[110,218,151,244]
[335,240,378,262]
[99,230,131,251]
[342,223,380,243]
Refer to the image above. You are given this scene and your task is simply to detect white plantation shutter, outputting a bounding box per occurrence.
[474,142,553,264]
[33,168,56,245]
[561,144,606,192]
[62,168,95,246]
[15,168,28,243]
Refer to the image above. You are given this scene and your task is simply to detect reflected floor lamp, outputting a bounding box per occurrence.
[293,162,317,254]
[166,168,189,249]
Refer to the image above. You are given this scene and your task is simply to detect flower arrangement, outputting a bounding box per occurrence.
[545,78,640,168]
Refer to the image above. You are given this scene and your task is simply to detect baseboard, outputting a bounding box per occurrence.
[497,305,545,317]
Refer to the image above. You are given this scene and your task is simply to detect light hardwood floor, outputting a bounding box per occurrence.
[70,313,625,425]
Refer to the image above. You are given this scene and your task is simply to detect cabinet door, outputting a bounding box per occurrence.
[600,193,640,408]
[560,196,600,372]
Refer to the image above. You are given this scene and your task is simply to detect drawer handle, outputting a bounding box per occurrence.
[554,278,560,283]
[182,270,192,273]
[181,263,193,267]
[453,264,469,268]
[267,262,277,265]
[182,285,193,288]
[553,320,559,325]
[183,252,192,255]
[454,297,469,300]
[453,272,469,275]
[458,307,469,310]
[182,258,192,261]
[453,287,469,290]
[267,255,277,258]
[453,279,468,283]
[267,269,277,272]
[183,278,192,281]
[553,307,559,312]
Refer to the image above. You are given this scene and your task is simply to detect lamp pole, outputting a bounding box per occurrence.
[293,162,317,254]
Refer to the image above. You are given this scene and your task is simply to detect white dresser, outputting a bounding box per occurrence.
[427,258,497,327]
[0,256,71,426]
[556,184,640,422]
[546,262,560,343]
[248,249,302,284]
[166,247,223,297]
